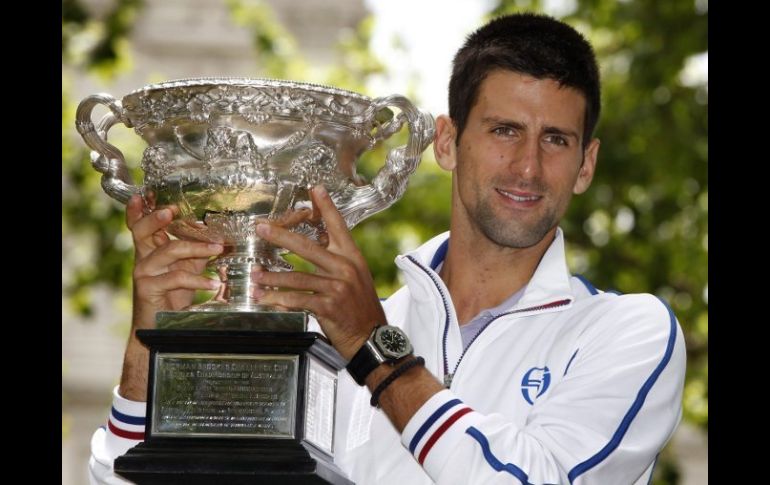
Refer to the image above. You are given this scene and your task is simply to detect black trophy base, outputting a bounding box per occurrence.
[115,328,354,485]
[114,440,352,485]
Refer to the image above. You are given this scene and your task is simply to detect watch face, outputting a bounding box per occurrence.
[374,326,413,359]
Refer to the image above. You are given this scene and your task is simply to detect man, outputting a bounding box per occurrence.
[90,13,686,485]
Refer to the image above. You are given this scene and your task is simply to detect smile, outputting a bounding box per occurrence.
[496,189,542,203]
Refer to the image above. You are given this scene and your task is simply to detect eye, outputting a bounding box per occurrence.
[492,126,517,137]
[544,135,569,147]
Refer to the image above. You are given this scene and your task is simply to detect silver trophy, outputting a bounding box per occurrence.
[77,78,433,317]
[75,78,434,484]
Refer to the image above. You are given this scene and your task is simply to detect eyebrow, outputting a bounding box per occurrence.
[481,116,580,141]
[543,126,580,141]
[481,117,525,130]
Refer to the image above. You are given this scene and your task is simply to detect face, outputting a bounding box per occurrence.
[435,70,599,249]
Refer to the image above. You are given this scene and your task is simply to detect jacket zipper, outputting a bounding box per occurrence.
[405,255,571,388]
[445,298,572,387]
[405,255,454,380]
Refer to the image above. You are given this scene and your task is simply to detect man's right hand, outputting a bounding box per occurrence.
[119,194,223,400]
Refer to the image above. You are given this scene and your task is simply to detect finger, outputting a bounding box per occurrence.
[256,289,331,317]
[254,270,334,294]
[127,196,173,258]
[125,194,146,230]
[130,208,175,252]
[310,186,356,250]
[272,206,313,229]
[152,230,171,247]
[135,270,222,297]
[255,222,345,271]
[135,241,223,277]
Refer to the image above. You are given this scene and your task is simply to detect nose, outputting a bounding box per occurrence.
[509,136,542,180]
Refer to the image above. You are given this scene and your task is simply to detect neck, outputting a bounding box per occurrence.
[439,225,556,325]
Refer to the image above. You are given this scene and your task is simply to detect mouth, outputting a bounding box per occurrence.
[496,189,543,205]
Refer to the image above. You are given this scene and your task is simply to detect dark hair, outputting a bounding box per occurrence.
[449,13,601,146]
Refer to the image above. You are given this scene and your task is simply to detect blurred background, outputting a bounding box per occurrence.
[62,0,707,483]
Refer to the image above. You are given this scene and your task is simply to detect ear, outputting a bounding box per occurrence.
[433,115,458,172]
[573,138,600,194]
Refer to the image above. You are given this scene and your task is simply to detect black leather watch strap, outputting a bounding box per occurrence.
[346,340,381,386]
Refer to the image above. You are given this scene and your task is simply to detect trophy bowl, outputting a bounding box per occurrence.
[76,78,435,314]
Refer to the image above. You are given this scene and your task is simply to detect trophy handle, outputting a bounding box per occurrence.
[336,95,435,228]
[75,94,141,204]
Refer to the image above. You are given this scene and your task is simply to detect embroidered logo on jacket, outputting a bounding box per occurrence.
[521,366,551,405]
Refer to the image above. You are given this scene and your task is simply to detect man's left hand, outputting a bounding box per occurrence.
[254,185,386,360]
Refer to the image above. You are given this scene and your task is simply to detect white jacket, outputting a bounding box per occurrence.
[333,229,685,484]
[90,229,686,485]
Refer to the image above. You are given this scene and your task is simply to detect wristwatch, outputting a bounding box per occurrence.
[346,325,414,385]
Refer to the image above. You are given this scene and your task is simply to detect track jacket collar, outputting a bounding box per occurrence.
[395,228,575,312]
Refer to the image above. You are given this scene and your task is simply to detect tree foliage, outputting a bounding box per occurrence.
[63,0,146,317]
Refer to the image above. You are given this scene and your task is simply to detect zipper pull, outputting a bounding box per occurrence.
[443,373,453,388]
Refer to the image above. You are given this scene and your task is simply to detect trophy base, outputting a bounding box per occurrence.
[114,440,352,484]
[114,324,353,485]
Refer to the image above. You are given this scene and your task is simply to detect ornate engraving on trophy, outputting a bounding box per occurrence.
[141,145,174,186]
[76,79,435,308]
[152,353,299,438]
[305,356,337,455]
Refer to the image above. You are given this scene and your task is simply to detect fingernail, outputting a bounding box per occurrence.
[252,288,265,299]
[156,209,171,221]
[256,223,270,236]
[207,279,222,289]
[253,271,263,281]
[208,243,223,252]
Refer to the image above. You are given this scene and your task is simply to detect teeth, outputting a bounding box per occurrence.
[499,190,539,202]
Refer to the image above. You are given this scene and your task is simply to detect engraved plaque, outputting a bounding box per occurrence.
[304,355,337,455]
[152,353,298,438]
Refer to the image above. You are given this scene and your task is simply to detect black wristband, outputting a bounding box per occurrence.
[346,337,381,386]
[370,356,425,408]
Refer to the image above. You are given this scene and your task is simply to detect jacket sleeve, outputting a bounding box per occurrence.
[399,294,686,485]
[88,386,146,485]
